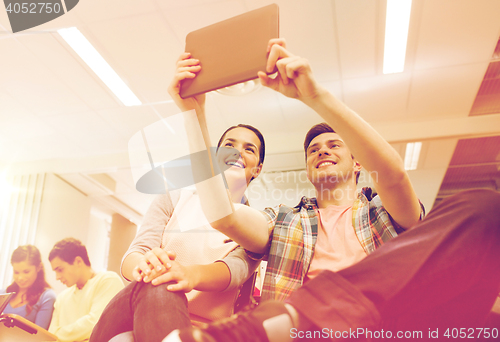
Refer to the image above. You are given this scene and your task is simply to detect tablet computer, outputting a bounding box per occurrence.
[0,314,57,341]
[0,293,14,314]
[180,3,279,99]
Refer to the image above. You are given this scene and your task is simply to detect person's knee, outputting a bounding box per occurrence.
[450,189,500,220]
[452,189,500,228]
[137,282,188,307]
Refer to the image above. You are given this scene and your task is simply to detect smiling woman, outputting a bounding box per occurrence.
[217,125,265,189]
[0,245,56,330]
[87,50,270,341]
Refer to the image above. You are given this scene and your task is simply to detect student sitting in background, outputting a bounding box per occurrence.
[48,238,123,342]
[1,245,56,330]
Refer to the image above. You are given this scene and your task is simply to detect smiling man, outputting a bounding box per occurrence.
[48,238,123,342]
[165,39,500,342]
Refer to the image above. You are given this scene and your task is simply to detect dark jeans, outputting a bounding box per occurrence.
[90,281,191,342]
[287,189,500,339]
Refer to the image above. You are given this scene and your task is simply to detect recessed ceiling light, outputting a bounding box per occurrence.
[404,141,422,170]
[383,0,412,74]
[58,27,141,106]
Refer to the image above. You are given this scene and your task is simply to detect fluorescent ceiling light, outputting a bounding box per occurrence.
[404,142,422,171]
[58,27,141,106]
[383,0,412,74]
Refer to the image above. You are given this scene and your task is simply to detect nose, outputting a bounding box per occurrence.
[228,146,243,160]
[318,145,331,156]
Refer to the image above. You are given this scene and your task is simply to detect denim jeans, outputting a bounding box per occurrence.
[287,189,500,337]
[90,281,191,342]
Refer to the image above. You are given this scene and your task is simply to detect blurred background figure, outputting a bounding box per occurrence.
[1,245,56,330]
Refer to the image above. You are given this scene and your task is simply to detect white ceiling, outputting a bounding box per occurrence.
[1,0,500,222]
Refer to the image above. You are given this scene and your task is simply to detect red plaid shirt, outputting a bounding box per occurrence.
[254,187,425,302]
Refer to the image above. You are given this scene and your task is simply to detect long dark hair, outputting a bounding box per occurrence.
[6,245,51,315]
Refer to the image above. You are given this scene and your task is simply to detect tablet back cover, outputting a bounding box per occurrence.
[180,4,279,99]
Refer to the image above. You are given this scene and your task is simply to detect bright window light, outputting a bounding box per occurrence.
[404,142,422,171]
[0,171,14,208]
[383,0,412,74]
[58,27,141,106]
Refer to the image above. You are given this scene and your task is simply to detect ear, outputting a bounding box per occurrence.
[74,256,84,266]
[353,159,362,173]
[251,163,263,181]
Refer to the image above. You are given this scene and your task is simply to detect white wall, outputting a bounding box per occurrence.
[35,173,92,294]
[108,213,137,279]
[86,212,111,273]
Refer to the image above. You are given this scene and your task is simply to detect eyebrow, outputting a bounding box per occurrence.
[307,139,344,153]
[223,138,258,150]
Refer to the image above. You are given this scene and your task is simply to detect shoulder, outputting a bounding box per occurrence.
[145,190,183,215]
[87,272,124,294]
[41,289,57,301]
[149,193,176,211]
[263,196,314,216]
[262,197,316,225]
[357,187,424,218]
[262,203,293,220]
[91,272,123,296]
[55,286,73,301]
[358,187,377,201]
[95,271,123,282]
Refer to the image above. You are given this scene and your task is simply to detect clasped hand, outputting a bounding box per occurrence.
[132,248,195,292]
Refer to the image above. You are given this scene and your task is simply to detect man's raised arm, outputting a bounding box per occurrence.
[258,39,421,229]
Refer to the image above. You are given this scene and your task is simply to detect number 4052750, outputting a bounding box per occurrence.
[6,3,62,14]
[443,328,498,339]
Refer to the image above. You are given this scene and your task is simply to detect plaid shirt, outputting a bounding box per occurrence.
[256,187,424,302]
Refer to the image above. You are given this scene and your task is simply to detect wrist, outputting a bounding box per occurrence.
[304,88,344,117]
[301,85,329,108]
[187,265,200,289]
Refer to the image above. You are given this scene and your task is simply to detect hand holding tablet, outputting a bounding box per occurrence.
[180,4,279,99]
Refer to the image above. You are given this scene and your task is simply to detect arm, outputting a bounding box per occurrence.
[151,246,261,292]
[48,299,60,337]
[152,261,231,292]
[218,246,261,290]
[33,289,56,330]
[258,40,421,229]
[121,251,144,282]
[49,274,124,342]
[168,54,271,252]
[121,194,176,282]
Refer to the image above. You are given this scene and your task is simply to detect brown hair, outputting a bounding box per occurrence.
[304,123,360,184]
[49,238,91,266]
[217,124,266,165]
[7,245,51,315]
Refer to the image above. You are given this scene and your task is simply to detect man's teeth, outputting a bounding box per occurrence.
[227,161,244,168]
[318,161,334,168]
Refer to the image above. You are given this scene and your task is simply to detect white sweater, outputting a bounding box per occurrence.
[122,189,258,322]
[49,271,124,342]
